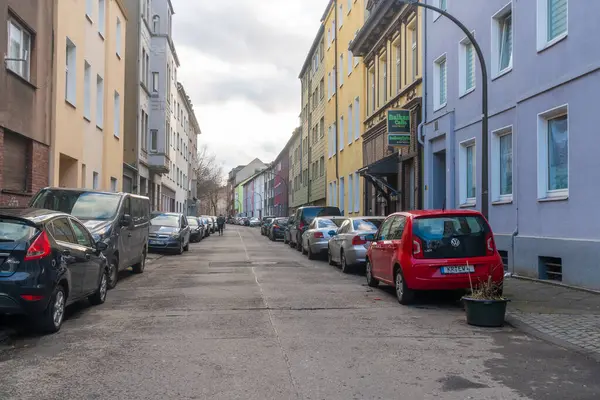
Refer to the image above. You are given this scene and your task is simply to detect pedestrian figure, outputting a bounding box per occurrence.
[217,214,225,236]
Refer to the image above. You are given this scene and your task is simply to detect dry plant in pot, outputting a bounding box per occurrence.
[462,262,510,327]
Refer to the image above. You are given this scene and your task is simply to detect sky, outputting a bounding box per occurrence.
[173,0,327,175]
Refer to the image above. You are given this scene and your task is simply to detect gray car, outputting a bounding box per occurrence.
[328,217,385,273]
[301,217,347,260]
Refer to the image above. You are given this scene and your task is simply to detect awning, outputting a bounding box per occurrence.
[359,153,401,202]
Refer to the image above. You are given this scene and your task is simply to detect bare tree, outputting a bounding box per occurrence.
[193,145,224,215]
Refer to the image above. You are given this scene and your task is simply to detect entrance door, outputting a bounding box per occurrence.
[433,151,447,209]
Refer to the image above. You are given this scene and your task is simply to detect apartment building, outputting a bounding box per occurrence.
[298,26,327,208]
[179,84,200,216]
[421,0,600,289]
[0,0,53,206]
[350,1,424,216]
[324,0,366,216]
[50,0,127,192]
[288,127,305,210]
[272,135,292,217]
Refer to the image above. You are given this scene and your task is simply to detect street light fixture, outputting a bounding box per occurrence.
[398,0,489,219]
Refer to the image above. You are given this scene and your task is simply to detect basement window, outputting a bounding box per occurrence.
[539,256,562,282]
[498,250,508,271]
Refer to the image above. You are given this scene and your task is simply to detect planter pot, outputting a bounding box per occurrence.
[462,297,510,327]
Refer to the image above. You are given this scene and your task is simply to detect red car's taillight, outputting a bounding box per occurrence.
[412,237,424,259]
[24,231,51,261]
[486,232,496,256]
[313,232,324,239]
[352,235,367,246]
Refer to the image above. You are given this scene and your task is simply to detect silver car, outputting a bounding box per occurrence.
[328,217,385,273]
[301,217,347,260]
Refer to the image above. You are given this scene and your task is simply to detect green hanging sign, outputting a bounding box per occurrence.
[387,109,411,146]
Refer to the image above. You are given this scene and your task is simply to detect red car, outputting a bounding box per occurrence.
[365,210,504,304]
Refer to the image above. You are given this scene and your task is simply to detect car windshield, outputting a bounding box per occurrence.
[302,207,341,224]
[275,218,288,225]
[412,215,490,259]
[187,217,198,226]
[318,219,345,229]
[353,219,383,231]
[0,220,38,242]
[150,214,180,228]
[30,190,121,221]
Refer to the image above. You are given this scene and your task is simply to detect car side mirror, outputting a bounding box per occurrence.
[120,214,133,227]
[95,241,108,252]
[364,233,376,242]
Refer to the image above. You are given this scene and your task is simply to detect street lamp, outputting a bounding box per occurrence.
[399,0,489,219]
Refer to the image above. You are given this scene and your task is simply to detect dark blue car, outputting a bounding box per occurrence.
[148,212,191,254]
[0,208,109,333]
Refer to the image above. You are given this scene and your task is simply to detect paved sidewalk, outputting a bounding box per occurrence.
[504,277,600,361]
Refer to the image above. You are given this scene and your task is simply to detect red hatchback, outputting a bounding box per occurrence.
[365,210,504,304]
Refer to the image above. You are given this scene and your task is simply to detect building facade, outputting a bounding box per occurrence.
[422,0,600,289]
[299,26,327,208]
[324,0,367,216]
[227,165,244,216]
[51,0,127,192]
[272,134,292,217]
[288,127,305,210]
[180,84,200,217]
[0,0,53,206]
[351,0,423,216]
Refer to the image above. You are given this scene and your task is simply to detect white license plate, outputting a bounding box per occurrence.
[440,266,475,274]
[149,240,164,245]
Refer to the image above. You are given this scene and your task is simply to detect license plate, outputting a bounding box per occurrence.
[440,266,475,274]
[149,240,163,245]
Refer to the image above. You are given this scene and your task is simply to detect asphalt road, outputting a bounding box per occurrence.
[1,226,600,400]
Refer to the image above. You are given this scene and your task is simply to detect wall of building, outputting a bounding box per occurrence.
[289,128,305,208]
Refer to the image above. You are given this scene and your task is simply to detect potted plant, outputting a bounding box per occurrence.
[462,264,509,327]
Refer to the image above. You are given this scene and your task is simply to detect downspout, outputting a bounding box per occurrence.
[48,3,56,187]
[334,0,339,181]
[417,6,427,210]
[307,66,312,205]
[511,107,519,274]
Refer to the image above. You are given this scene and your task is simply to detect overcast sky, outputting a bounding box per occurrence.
[173,0,326,174]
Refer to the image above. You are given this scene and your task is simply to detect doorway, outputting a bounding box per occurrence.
[432,150,446,209]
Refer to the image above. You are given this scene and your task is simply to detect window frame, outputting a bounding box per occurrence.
[433,54,447,111]
[433,0,448,22]
[459,138,477,206]
[7,18,32,81]
[458,34,476,97]
[491,125,513,203]
[537,104,569,200]
[536,0,568,52]
[65,38,77,106]
[491,2,513,79]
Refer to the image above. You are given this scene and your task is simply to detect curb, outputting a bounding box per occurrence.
[0,327,14,345]
[505,314,600,364]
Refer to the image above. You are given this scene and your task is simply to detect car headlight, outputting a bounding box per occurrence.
[171,233,180,239]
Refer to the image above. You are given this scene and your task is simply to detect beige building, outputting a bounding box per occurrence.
[50,0,127,191]
[288,127,304,209]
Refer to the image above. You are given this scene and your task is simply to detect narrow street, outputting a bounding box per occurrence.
[1,227,599,400]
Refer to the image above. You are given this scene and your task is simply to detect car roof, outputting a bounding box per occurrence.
[37,187,122,197]
[393,209,485,218]
[347,216,386,220]
[0,207,69,223]
[151,212,182,216]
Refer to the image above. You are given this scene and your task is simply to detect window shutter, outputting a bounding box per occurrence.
[548,0,567,40]
[439,61,447,104]
[466,45,474,89]
[3,131,29,192]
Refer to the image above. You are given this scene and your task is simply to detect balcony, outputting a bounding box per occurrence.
[148,152,170,174]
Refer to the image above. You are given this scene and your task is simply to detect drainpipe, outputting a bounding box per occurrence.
[511,108,519,274]
[418,5,427,210]
[334,0,339,181]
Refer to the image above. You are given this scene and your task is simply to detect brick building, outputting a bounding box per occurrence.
[0,0,53,206]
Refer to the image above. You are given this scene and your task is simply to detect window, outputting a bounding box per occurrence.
[65,38,77,105]
[348,0,353,11]
[459,139,476,205]
[354,97,360,140]
[110,177,117,192]
[354,172,360,212]
[153,15,160,33]
[354,31,360,66]
[152,72,159,92]
[491,126,513,202]
[98,0,106,36]
[339,116,344,151]
[93,172,99,189]
[141,110,148,152]
[433,55,447,110]
[537,0,568,50]
[339,54,344,86]
[96,75,104,128]
[537,105,568,198]
[339,177,345,214]
[84,61,92,120]
[459,36,475,96]
[379,56,387,105]
[492,3,513,78]
[116,18,122,57]
[2,131,29,192]
[320,157,325,176]
[7,19,32,81]
[339,5,343,27]
[348,174,353,213]
[433,0,447,21]
[70,220,93,247]
[328,125,333,158]
[394,39,401,93]
[86,0,94,19]
[348,49,353,75]
[332,181,337,207]
[319,78,325,99]
[331,20,336,41]
[347,104,353,145]
[113,91,120,137]
[410,22,418,81]
[50,218,77,244]
[368,67,375,114]
[320,117,325,138]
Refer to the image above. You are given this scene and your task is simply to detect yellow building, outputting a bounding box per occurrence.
[51,0,127,191]
[323,0,366,216]
[350,2,424,216]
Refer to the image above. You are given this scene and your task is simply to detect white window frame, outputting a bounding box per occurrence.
[339,4,343,28]
[354,172,360,212]
[98,0,106,38]
[354,97,360,141]
[7,19,32,81]
[491,125,513,203]
[339,54,344,86]
[537,104,569,199]
[93,172,99,189]
[111,177,117,192]
[152,72,159,92]
[348,174,354,214]
[328,125,333,158]
[347,104,353,145]
[116,17,122,58]
[491,2,513,79]
[408,19,417,82]
[536,0,568,52]
[339,115,345,151]
[458,34,476,97]
[459,138,477,206]
[339,177,345,214]
[65,38,77,106]
[83,61,92,120]
[96,74,104,129]
[86,0,94,20]
[433,54,447,111]
[433,0,447,21]
[393,37,401,93]
[113,91,120,138]
[348,49,353,75]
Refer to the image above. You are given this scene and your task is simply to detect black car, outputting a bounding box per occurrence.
[148,213,191,254]
[187,216,204,243]
[269,217,288,241]
[289,206,342,251]
[0,208,109,333]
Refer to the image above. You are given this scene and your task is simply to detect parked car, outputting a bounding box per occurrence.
[201,216,213,234]
[148,212,191,254]
[289,206,342,251]
[187,216,204,243]
[365,210,504,305]
[211,217,218,233]
[29,188,150,289]
[201,217,211,238]
[261,217,275,235]
[0,208,109,333]
[328,217,385,273]
[268,217,288,241]
[300,217,347,260]
[242,217,250,226]
[249,217,261,227]
[283,215,295,244]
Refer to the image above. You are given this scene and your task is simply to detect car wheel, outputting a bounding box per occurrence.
[296,235,302,252]
[366,260,379,288]
[89,270,108,306]
[340,250,350,274]
[395,267,415,305]
[307,245,315,260]
[302,242,308,255]
[107,257,119,289]
[328,247,336,266]
[36,284,66,333]
[184,240,189,252]
[132,248,146,274]
[177,241,184,255]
